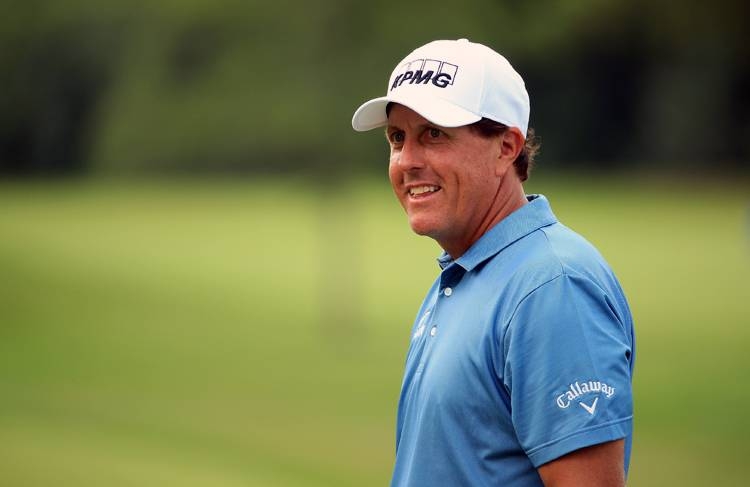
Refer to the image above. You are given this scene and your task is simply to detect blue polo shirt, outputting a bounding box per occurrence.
[391,195,635,487]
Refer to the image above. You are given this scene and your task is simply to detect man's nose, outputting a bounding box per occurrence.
[396,138,426,171]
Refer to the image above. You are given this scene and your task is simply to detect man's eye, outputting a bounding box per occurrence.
[428,128,442,138]
[391,132,405,143]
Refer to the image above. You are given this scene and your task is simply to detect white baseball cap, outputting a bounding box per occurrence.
[351,39,530,136]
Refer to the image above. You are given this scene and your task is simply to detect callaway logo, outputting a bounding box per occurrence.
[390,58,459,91]
[555,380,615,416]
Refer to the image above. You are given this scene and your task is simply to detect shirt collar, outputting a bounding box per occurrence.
[437,194,558,272]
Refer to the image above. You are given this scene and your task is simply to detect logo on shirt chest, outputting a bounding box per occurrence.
[555,380,615,415]
[412,310,431,340]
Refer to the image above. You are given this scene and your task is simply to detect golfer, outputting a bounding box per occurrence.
[351,39,635,486]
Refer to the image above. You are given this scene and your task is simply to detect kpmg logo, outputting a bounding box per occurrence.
[390,58,459,91]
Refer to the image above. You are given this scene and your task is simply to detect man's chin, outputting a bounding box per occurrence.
[408,218,440,238]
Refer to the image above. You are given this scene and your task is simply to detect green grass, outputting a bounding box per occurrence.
[0,176,748,486]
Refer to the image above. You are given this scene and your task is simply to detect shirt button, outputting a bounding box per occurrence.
[444,287,453,296]
[430,326,437,337]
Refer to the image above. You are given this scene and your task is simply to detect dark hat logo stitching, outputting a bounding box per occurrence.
[390,58,459,91]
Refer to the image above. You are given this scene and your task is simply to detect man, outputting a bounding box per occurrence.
[351,39,635,486]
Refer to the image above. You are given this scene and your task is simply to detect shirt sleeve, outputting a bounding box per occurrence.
[502,272,634,467]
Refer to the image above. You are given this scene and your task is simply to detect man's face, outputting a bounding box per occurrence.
[386,104,508,256]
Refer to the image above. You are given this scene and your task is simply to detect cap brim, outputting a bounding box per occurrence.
[351,92,481,132]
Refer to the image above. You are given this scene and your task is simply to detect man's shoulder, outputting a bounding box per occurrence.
[487,220,620,299]
[538,221,611,275]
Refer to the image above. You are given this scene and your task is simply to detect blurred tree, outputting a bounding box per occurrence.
[0,2,120,174]
[0,0,747,176]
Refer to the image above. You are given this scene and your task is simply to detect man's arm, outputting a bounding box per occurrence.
[537,439,626,487]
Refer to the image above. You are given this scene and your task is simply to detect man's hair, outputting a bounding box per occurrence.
[469,118,540,182]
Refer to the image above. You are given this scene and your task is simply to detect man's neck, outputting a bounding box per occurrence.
[440,179,527,259]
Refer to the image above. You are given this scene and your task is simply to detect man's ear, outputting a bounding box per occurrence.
[495,128,525,177]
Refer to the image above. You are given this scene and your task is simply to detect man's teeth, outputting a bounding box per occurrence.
[409,185,439,196]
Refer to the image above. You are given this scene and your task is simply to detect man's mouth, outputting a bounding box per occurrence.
[408,185,440,197]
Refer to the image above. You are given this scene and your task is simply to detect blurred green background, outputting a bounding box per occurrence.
[1,1,749,486]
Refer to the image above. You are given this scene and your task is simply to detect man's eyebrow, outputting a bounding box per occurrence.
[385,123,437,133]
[385,125,402,136]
